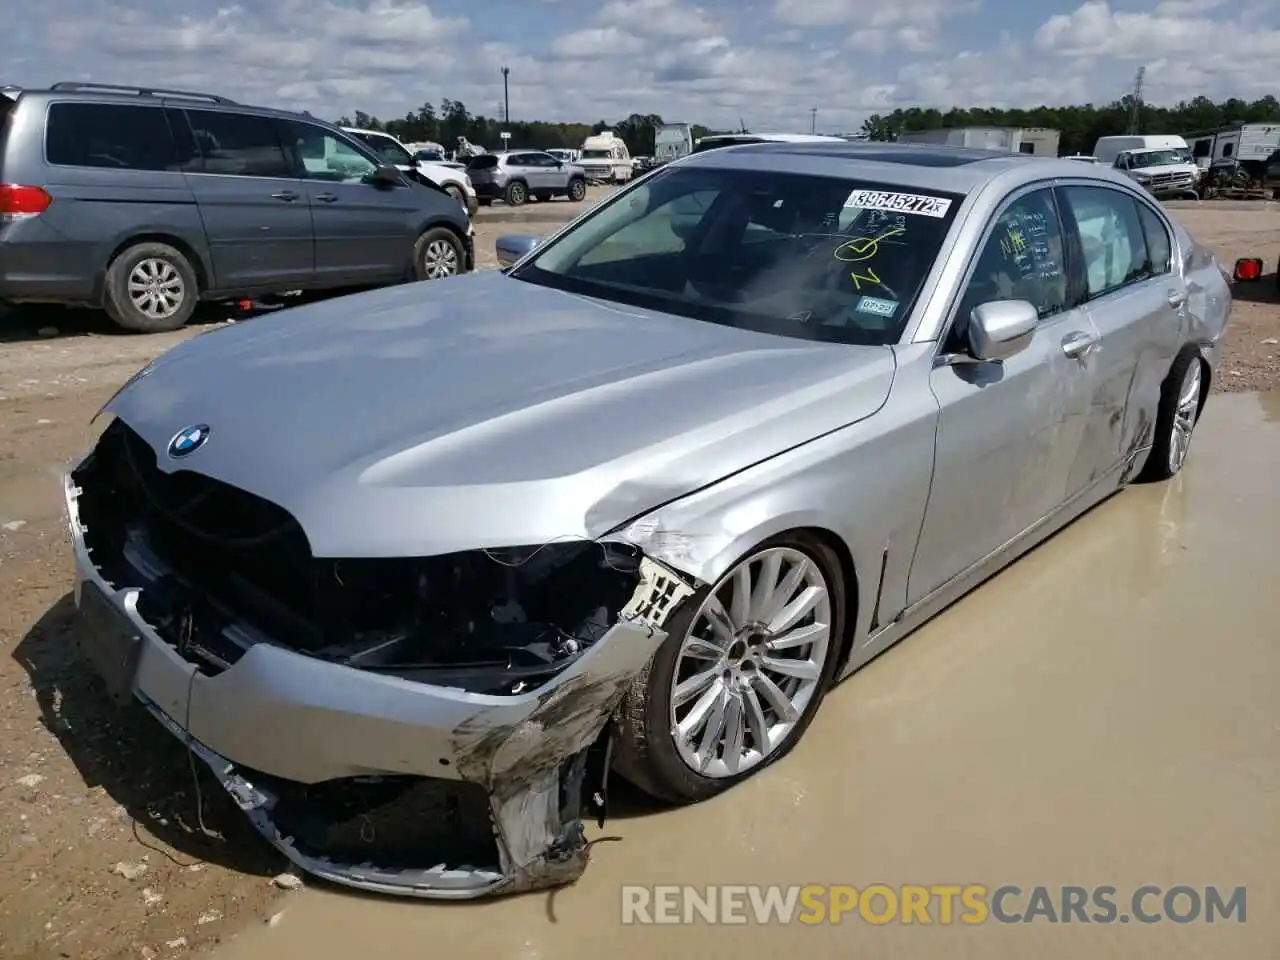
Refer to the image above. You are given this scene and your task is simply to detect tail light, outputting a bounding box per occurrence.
[1233,257,1263,282]
[0,183,52,222]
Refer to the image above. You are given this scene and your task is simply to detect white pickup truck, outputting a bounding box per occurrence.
[1112,147,1201,200]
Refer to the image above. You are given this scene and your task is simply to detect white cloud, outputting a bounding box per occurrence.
[2,0,1276,135]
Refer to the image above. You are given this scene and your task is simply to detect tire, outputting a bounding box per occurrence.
[444,183,465,207]
[568,178,587,202]
[614,532,846,805]
[1138,345,1205,482]
[412,227,464,281]
[505,180,527,206]
[102,242,198,333]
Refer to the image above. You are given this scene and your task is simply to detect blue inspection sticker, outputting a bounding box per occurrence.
[856,295,898,318]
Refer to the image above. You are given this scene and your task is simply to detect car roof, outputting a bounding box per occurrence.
[678,139,1141,195]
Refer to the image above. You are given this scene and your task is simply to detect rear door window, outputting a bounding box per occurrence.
[181,110,293,178]
[45,102,181,171]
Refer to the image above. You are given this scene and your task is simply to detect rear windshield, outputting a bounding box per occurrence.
[693,136,765,153]
[467,155,498,170]
[511,164,963,346]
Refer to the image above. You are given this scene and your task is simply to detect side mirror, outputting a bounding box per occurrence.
[968,300,1038,362]
[1233,257,1263,282]
[496,234,542,268]
[372,164,401,185]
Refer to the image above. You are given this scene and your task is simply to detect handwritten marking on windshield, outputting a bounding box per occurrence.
[848,266,882,291]
[834,226,905,264]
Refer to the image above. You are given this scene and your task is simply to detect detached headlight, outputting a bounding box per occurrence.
[309,542,645,695]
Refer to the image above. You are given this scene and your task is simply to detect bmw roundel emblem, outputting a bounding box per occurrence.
[167,424,211,459]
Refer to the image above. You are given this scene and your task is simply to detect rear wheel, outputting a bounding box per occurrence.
[1139,345,1205,482]
[505,180,527,206]
[103,242,198,333]
[412,228,464,281]
[614,533,844,804]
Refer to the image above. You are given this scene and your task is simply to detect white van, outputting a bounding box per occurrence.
[1093,135,1192,166]
[579,132,632,182]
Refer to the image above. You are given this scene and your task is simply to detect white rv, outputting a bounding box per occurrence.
[578,131,632,182]
[653,122,694,165]
[1184,124,1280,170]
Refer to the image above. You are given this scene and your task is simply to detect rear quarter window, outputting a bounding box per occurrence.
[45,102,181,171]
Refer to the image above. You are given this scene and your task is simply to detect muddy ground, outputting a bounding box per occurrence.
[0,196,1277,959]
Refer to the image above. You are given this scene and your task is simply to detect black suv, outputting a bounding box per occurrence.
[0,83,473,332]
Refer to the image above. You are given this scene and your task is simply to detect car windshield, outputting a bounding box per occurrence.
[510,165,963,346]
[355,132,413,166]
[582,149,612,159]
[1130,149,1181,168]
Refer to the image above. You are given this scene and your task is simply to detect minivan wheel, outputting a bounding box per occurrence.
[103,242,198,333]
[412,227,464,280]
[505,181,527,206]
[568,178,586,202]
[613,533,845,805]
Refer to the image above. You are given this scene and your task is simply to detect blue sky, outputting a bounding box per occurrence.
[4,0,1278,132]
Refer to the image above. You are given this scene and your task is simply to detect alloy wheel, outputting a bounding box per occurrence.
[127,258,185,320]
[421,239,459,279]
[1168,359,1202,473]
[669,546,832,779]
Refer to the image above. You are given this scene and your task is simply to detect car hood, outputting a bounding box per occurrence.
[104,272,896,558]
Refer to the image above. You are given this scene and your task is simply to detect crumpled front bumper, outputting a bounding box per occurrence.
[63,469,694,898]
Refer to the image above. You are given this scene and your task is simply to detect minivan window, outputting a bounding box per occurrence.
[45,103,180,171]
[182,110,292,178]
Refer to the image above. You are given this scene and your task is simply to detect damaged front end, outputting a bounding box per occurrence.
[65,419,696,898]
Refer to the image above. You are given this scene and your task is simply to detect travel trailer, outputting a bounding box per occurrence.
[653,122,694,166]
[1184,124,1280,171]
[896,126,1060,156]
[578,131,632,182]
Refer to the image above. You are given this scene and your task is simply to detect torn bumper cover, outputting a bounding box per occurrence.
[62,426,696,899]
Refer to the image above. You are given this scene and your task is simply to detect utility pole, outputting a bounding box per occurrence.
[811,107,817,134]
[501,66,510,124]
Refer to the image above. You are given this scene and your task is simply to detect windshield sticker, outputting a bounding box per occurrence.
[847,265,882,292]
[844,189,952,218]
[856,295,898,318]
[834,224,906,264]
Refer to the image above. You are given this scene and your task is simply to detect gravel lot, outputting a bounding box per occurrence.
[0,192,1276,959]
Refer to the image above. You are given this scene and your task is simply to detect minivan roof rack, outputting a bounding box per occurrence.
[48,81,236,104]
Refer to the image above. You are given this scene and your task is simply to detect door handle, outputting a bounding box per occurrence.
[1167,289,1188,308]
[271,190,299,201]
[315,193,339,203]
[1061,330,1098,359]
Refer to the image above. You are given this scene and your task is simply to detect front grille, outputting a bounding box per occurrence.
[75,420,323,671]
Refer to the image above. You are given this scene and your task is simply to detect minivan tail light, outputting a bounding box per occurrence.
[0,184,52,221]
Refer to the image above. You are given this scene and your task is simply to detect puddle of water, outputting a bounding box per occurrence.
[214,392,1278,958]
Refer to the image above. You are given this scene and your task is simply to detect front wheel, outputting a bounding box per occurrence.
[1139,345,1205,482]
[412,227,464,281]
[614,534,845,804]
[567,178,586,202]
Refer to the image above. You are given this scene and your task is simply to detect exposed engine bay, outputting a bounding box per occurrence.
[77,418,646,694]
